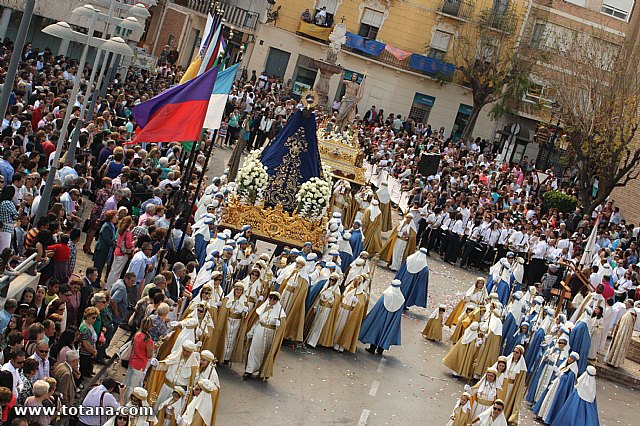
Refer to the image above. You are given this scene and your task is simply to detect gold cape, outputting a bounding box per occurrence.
[147,362,197,407]
[361,209,383,255]
[445,298,465,328]
[449,405,472,426]
[244,317,288,379]
[442,338,478,379]
[376,198,394,233]
[214,297,250,364]
[499,370,526,425]
[378,224,417,264]
[422,315,444,341]
[450,312,474,343]
[281,274,310,342]
[473,332,502,378]
[316,292,343,347]
[335,292,368,353]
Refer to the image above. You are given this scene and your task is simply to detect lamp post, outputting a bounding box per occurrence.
[34,4,133,224]
[0,0,36,120]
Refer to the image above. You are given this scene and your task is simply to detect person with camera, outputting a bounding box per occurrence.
[78,377,127,426]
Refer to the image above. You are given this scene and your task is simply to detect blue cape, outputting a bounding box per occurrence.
[395,262,429,308]
[359,295,403,350]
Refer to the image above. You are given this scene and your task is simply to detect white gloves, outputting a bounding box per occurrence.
[150,358,159,367]
[464,384,471,393]
[350,296,358,304]
[196,328,203,339]
[175,416,182,425]
[242,306,249,313]
[215,301,222,307]
[275,319,281,327]
[168,321,179,328]
[257,296,264,302]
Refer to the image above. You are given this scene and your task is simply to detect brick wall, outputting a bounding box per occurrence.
[611,179,640,227]
[152,8,187,57]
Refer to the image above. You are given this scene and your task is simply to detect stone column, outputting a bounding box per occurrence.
[0,7,13,41]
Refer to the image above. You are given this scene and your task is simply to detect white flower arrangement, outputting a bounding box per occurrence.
[236,156,269,205]
[321,164,333,185]
[295,176,331,221]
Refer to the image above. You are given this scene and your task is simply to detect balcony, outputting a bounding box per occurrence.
[342,44,456,80]
[480,6,518,34]
[437,0,475,21]
[174,1,260,32]
[222,4,260,32]
[297,21,333,43]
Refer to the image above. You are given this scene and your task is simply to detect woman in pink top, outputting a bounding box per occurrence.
[105,216,134,290]
[124,317,154,401]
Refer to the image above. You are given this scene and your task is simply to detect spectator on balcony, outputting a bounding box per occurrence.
[315,7,327,26]
[301,9,312,23]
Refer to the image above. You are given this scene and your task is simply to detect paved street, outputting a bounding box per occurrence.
[90,146,638,425]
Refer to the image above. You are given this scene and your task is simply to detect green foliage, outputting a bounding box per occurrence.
[542,190,578,213]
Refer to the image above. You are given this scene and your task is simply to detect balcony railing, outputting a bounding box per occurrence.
[175,0,209,14]
[437,0,475,21]
[480,6,518,33]
[222,4,260,32]
[342,45,455,80]
[174,1,260,31]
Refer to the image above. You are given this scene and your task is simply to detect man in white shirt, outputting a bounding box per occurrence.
[78,378,127,426]
[30,341,50,381]
[1,350,25,397]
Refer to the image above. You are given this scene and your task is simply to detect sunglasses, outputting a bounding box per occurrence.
[197,309,205,313]
[493,407,503,412]
[214,278,223,281]
[38,349,49,354]
[89,315,98,319]
[117,416,128,421]
[268,296,278,300]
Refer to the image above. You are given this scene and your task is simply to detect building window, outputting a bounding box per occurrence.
[314,0,339,27]
[524,82,556,106]
[430,30,452,52]
[564,0,586,6]
[529,21,546,48]
[601,0,634,21]
[359,7,384,39]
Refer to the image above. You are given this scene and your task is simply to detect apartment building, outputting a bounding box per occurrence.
[494,0,639,168]
[243,0,530,140]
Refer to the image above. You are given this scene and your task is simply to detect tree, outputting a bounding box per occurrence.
[451,6,531,144]
[540,30,640,215]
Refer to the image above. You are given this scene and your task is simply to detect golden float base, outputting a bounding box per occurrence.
[221,197,327,248]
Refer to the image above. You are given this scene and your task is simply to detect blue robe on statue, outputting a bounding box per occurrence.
[569,321,591,374]
[533,367,577,424]
[260,109,322,211]
[395,248,430,308]
[349,229,364,259]
[359,289,404,350]
[551,387,599,426]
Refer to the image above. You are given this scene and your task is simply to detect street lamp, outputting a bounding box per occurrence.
[127,3,151,20]
[35,3,133,224]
